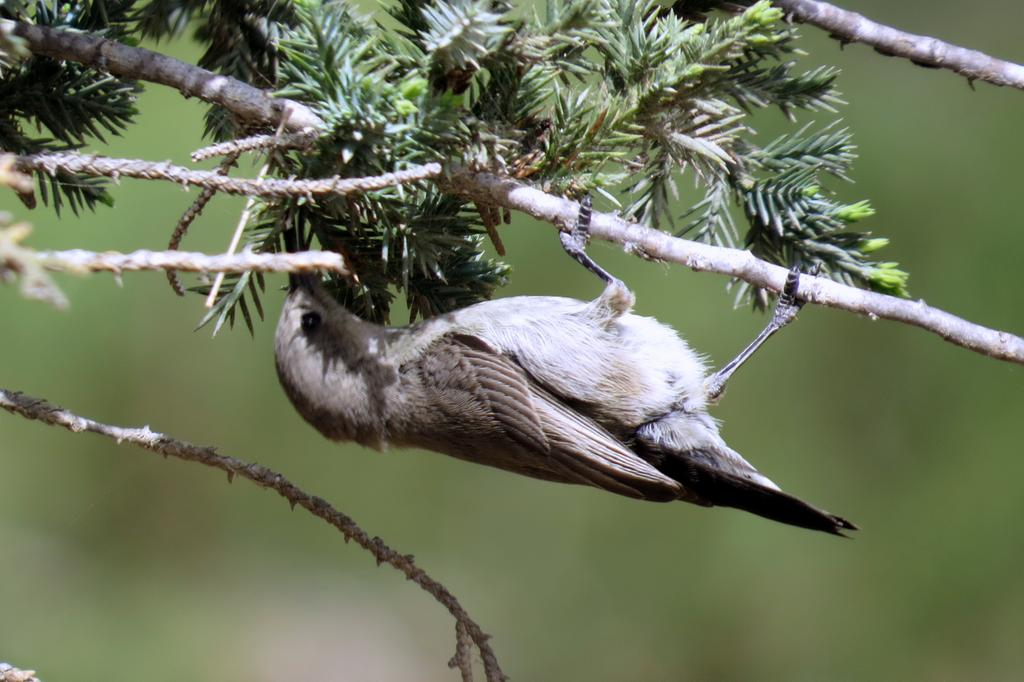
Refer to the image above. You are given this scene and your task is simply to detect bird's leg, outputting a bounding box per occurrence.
[560,195,625,289]
[704,266,811,404]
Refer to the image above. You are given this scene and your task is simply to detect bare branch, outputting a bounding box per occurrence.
[767,0,1024,90]
[12,152,443,198]
[6,20,324,132]
[32,248,349,276]
[444,169,1024,366]
[449,620,477,681]
[0,388,507,682]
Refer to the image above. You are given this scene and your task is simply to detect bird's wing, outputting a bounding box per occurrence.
[416,333,680,501]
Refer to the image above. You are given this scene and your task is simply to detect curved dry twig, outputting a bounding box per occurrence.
[13,152,443,199]
[167,187,219,295]
[0,388,506,682]
[766,0,1024,90]
[168,153,240,296]
[444,169,1024,365]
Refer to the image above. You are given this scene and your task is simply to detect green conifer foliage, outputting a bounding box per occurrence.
[0,0,908,330]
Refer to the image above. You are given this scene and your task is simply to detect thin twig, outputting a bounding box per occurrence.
[13,152,443,198]
[202,185,262,306]
[204,112,291,307]
[192,131,318,163]
[33,248,350,276]
[766,0,1024,90]
[475,201,507,256]
[167,153,240,296]
[449,620,476,681]
[6,20,323,132]
[444,169,1024,366]
[0,388,507,682]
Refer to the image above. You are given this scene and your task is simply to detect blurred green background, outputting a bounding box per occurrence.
[3,2,1023,679]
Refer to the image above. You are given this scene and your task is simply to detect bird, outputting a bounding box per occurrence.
[274,220,856,536]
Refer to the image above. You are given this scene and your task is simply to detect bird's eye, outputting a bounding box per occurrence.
[300,311,322,333]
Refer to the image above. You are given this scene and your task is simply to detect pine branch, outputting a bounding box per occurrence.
[0,388,505,682]
[444,169,1024,365]
[422,0,513,71]
[1,3,142,214]
[6,20,323,132]
[9,18,1021,365]
[763,0,1024,90]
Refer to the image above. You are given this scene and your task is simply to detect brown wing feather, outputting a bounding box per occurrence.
[416,333,679,501]
[528,387,680,501]
[447,334,550,454]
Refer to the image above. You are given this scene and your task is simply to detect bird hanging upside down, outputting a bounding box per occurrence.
[274,197,856,536]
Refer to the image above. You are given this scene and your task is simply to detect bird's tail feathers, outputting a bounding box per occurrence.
[665,453,857,536]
